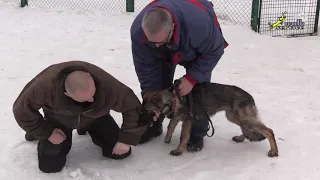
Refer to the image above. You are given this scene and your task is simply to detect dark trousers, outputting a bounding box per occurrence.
[161,62,209,141]
[37,114,131,173]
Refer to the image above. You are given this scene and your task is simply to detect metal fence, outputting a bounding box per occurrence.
[209,0,252,25]
[27,0,125,11]
[251,0,320,37]
[135,0,253,25]
[258,0,319,37]
[1,0,253,25]
[20,0,128,12]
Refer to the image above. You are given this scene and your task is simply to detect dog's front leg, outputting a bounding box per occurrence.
[170,120,192,156]
[164,118,180,144]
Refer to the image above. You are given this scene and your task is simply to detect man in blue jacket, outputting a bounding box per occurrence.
[130,0,228,152]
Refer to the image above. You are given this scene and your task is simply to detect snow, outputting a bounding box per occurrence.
[1,1,320,180]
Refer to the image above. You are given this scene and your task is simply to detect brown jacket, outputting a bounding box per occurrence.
[13,61,148,145]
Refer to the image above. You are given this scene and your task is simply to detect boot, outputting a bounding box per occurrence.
[25,132,37,141]
[187,137,204,152]
[77,128,87,135]
[138,117,164,144]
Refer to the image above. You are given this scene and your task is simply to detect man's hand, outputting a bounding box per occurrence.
[178,77,194,96]
[48,128,66,145]
[112,142,130,155]
[153,111,160,121]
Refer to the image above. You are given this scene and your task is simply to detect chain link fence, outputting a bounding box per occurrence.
[2,0,132,12]
[257,0,319,37]
[28,0,125,11]
[135,0,150,11]
[25,0,127,11]
[211,0,252,25]
[1,0,253,25]
[135,0,253,25]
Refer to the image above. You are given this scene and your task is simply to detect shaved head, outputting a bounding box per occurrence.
[64,71,96,102]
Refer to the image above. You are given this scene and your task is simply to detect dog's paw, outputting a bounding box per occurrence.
[164,139,171,144]
[170,150,183,156]
[164,136,171,144]
[232,135,245,143]
[268,150,278,157]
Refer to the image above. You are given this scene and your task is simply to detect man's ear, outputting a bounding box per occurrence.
[86,72,92,79]
[64,92,71,97]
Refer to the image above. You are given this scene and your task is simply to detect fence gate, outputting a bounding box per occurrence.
[251,0,320,37]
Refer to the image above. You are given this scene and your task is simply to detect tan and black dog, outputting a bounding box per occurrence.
[141,81,279,157]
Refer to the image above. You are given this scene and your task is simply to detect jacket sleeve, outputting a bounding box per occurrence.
[110,87,149,146]
[12,80,54,140]
[131,33,163,96]
[184,14,225,85]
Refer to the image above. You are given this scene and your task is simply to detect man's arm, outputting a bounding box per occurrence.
[183,14,225,85]
[82,62,150,146]
[131,33,163,96]
[12,80,54,140]
[110,87,149,146]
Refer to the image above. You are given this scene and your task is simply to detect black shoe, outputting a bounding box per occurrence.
[138,123,163,144]
[103,147,132,160]
[77,129,87,135]
[25,132,37,141]
[187,137,204,152]
[138,110,164,144]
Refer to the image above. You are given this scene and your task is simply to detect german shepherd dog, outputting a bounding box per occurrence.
[141,81,279,157]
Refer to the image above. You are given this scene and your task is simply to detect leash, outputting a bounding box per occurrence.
[174,80,215,137]
[199,83,214,137]
[186,85,214,137]
[204,109,215,137]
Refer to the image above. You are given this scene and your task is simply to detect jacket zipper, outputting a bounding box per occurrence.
[76,114,81,129]
[75,109,94,129]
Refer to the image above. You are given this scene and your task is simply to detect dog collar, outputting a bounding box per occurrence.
[158,95,177,116]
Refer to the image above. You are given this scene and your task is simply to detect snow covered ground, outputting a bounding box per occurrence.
[1,1,320,180]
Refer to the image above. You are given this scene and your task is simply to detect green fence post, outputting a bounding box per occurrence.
[314,0,320,34]
[257,0,262,33]
[126,0,134,12]
[21,0,28,7]
[250,0,260,32]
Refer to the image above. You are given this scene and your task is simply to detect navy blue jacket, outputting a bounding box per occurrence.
[131,0,228,95]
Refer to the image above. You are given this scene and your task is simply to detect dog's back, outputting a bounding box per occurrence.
[191,82,255,114]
